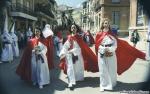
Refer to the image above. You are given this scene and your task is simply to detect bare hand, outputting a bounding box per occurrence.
[60,54,65,60]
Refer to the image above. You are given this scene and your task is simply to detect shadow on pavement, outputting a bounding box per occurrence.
[74,77,99,88]
[0,47,64,94]
[113,81,150,91]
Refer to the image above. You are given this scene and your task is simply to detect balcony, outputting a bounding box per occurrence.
[94,4,101,12]
[35,3,55,19]
[10,3,37,20]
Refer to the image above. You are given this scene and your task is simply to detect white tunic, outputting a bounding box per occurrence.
[10,32,19,57]
[26,30,33,41]
[54,36,63,57]
[98,35,117,90]
[146,31,150,58]
[1,32,13,62]
[86,35,90,45]
[59,39,84,84]
[31,42,50,86]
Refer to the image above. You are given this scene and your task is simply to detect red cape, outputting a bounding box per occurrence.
[16,38,38,81]
[59,34,98,74]
[40,36,54,69]
[95,31,146,75]
[16,37,54,81]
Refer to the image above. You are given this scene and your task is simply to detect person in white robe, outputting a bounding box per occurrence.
[97,19,117,92]
[146,19,150,59]
[59,24,84,88]
[26,27,33,41]
[31,29,50,89]
[54,35,63,57]
[1,12,13,62]
[9,23,19,57]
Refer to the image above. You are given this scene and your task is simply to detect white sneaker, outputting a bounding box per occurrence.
[39,85,43,89]
[72,82,76,85]
[68,83,73,88]
[100,88,104,92]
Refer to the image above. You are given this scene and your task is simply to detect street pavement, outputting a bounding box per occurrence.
[0,37,150,94]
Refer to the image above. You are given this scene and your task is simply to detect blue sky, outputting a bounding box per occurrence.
[55,0,86,8]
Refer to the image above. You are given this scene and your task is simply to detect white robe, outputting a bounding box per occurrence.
[1,32,13,62]
[59,39,84,84]
[54,36,63,57]
[86,35,90,45]
[98,35,117,90]
[10,33,19,57]
[26,30,33,41]
[146,31,150,58]
[31,42,50,86]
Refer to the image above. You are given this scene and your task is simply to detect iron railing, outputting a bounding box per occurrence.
[11,3,36,17]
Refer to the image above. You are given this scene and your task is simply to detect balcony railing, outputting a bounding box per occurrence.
[35,3,55,18]
[94,3,101,12]
[11,3,36,17]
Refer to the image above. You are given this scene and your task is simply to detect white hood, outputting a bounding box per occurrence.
[4,11,8,32]
[10,23,15,33]
[42,24,53,38]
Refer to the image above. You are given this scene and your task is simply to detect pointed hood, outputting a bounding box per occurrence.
[4,11,8,32]
[42,24,54,38]
[10,23,15,33]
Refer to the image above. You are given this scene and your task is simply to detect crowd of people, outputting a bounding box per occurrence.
[0,12,150,92]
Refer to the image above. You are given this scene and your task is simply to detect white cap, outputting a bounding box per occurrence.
[29,27,31,31]
[42,24,53,38]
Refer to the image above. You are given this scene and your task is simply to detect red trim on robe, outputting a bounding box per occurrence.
[95,31,146,75]
[40,36,54,69]
[16,38,38,81]
[59,34,98,74]
[16,36,54,81]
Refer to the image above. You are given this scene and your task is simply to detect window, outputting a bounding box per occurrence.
[112,11,120,26]
[112,0,120,3]
[136,0,144,26]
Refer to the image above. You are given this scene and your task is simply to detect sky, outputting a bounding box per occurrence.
[55,0,86,8]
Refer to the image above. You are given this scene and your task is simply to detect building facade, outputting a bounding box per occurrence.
[129,0,148,38]
[34,0,57,30]
[2,0,57,33]
[72,7,82,26]
[10,0,37,32]
[82,0,130,36]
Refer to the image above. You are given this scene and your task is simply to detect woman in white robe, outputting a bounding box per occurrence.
[98,35,117,91]
[97,18,117,91]
[59,24,84,88]
[31,32,50,89]
[54,36,63,57]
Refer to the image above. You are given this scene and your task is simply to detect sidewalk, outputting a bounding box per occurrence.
[119,36,147,52]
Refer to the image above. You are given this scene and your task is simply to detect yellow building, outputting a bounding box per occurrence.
[129,0,148,39]
[82,0,130,36]
[99,0,130,36]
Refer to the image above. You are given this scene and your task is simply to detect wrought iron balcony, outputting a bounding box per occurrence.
[11,3,36,17]
[35,3,55,18]
[94,4,101,12]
